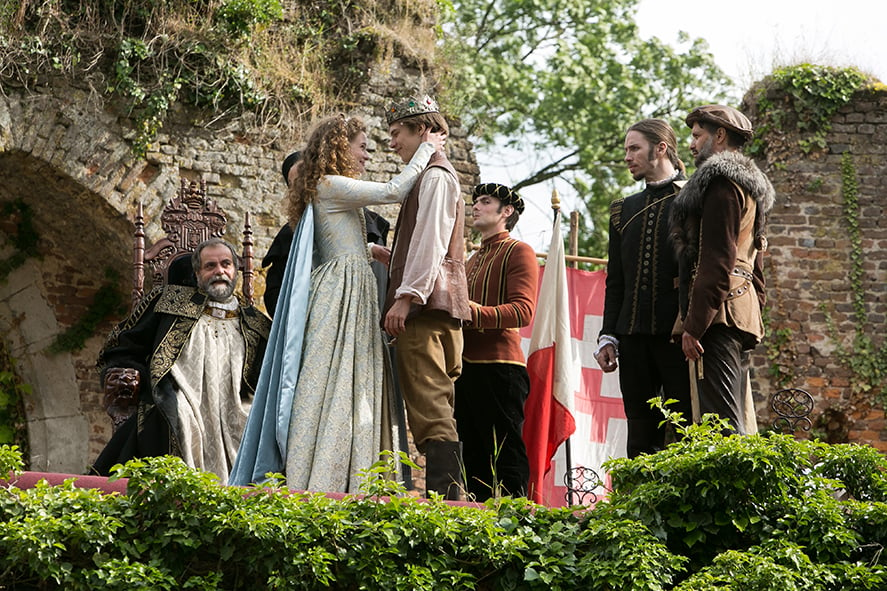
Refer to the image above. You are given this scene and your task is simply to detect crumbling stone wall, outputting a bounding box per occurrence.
[747,87,887,449]
[0,58,479,472]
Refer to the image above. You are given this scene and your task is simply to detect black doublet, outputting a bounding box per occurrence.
[601,175,685,338]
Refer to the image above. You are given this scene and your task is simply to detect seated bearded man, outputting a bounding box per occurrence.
[92,238,271,484]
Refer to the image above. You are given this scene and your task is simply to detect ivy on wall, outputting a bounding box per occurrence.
[745,65,882,394]
[48,268,126,354]
[821,153,887,398]
[747,64,872,158]
[762,304,795,389]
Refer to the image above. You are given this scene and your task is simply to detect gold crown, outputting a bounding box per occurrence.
[386,95,439,124]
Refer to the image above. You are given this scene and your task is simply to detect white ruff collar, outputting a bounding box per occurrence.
[647,170,680,188]
[206,296,239,311]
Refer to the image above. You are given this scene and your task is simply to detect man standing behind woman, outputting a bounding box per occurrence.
[231,115,445,491]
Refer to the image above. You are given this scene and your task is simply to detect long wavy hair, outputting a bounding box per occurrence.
[287,114,367,226]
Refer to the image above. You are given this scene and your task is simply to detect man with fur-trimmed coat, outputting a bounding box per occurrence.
[669,104,775,434]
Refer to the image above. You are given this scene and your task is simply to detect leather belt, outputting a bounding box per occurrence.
[730,267,754,281]
[727,267,753,300]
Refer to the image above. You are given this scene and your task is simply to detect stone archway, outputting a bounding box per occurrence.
[0,82,273,471]
[0,145,135,472]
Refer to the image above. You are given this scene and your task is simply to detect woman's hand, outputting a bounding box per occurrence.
[421,129,447,153]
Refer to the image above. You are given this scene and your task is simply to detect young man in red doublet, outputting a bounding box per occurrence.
[455,183,538,500]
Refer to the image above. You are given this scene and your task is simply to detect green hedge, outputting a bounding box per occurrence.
[3,418,887,590]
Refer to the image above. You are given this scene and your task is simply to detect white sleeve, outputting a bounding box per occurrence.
[317,143,436,212]
[394,167,460,304]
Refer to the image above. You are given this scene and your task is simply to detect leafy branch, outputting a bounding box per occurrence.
[441,0,731,253]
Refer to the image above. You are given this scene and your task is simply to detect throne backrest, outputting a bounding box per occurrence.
[131,178,254,308]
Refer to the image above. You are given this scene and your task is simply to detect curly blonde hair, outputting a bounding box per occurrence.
[287,114,367,226]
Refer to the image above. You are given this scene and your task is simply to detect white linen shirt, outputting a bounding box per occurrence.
[394,166,460,304]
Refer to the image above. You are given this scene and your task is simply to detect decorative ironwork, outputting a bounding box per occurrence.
[564,465,604,506]
[770,388,814,433]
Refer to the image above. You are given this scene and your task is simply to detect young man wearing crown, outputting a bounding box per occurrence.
[382,95,471,500]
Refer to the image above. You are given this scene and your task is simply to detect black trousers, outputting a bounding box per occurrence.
[697,324,751,435]
[454,362,530,501]
[618,334,692,458]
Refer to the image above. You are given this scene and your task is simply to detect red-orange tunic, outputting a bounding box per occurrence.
[462,231,538,364]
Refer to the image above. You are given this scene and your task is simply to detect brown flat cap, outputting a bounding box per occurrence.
[685,104,753,140]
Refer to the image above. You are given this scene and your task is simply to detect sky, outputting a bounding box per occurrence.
[486,0,887,252]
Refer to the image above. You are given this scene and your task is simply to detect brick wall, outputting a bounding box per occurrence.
[746,87,887,449]
[0,58,479,472]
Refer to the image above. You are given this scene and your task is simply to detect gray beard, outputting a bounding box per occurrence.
[202,277,236,302]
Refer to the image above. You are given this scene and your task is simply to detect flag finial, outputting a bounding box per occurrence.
[551,189,560,211]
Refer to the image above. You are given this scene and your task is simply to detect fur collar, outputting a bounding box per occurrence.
[670,151,775,257]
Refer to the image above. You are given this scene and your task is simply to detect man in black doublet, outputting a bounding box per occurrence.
[595,119,692,457]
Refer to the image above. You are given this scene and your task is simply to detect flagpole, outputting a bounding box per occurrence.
[551,189,575,505]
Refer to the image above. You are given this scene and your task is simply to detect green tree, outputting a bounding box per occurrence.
[441,0,733,253]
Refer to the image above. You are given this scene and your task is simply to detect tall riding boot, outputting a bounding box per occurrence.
[425,441,464,501]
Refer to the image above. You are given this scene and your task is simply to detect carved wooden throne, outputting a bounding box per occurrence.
[103,177,256,430]
[131,177,255,308]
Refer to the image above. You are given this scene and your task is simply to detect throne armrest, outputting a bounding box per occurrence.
[102,367,141,431]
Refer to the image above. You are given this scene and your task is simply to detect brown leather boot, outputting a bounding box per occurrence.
[424,441,464,500]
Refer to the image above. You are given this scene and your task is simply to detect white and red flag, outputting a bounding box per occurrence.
[521,215,626,506]
[522,210,577,505]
